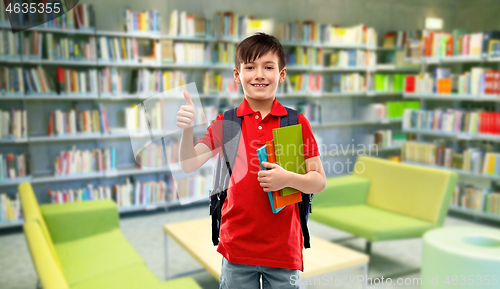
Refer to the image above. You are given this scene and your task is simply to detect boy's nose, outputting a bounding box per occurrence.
[255,68,265,79]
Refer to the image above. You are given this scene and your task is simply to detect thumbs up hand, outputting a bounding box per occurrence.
[177,91,197,129]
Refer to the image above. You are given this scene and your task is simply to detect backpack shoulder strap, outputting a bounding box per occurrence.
[280,107,299,127]
[222,108,241,177]
[280,107,311,249]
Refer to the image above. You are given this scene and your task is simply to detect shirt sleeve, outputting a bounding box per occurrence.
[196,113,224,156]
[298,113,320,159]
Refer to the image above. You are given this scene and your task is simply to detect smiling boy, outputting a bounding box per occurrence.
[177,32,326,289]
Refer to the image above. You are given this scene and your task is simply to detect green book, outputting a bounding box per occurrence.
[272,124,306,196]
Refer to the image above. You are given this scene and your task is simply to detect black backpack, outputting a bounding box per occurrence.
[209,106,313,248]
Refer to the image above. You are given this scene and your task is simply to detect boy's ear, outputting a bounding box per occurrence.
[279,67,287,83]
[233,68,241,84]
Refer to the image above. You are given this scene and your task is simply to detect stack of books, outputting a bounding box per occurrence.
[257,124,306,213]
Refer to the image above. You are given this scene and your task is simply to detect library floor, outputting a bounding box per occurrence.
[0,204,498,289]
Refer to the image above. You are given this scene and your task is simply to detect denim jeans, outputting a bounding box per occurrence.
[219,257,300,289]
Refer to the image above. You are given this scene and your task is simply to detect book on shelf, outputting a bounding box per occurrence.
[0,193,22,222]
[373,129,405,148]
[402,108,486,134]
[0,30,21,57]
[285,73,322,94]
[98,36,139,62]
[48,104,109,135]
[285,47,322,66]
[484,191,500,215]
[373,74,407,93]
[331,73,366,93]
[161,39,174,63]
[56,68,99,94]
[202,71,238,94]
[326,49,375,67]
[24,67,55,94]
[54,146,117,176]
[171,174,212,200]
[46,34,97,61]
[360,100,418,121]
[0,67,24,94]
[173,42,206,64]
[288,101,321,125]
[0,109,27,139]
[402,141,485,174]
[452,183,488,212]
[419,29,500,58]
[167,10,207,37]
[135,142,165,169]
[382,31,408,48]
[404,67,500,96]
[22,31,43,59]
[0,153,27,179]
[125,9,160,33]
[49,183,113,204]
[272,124,306,196]
[322,24,377,46]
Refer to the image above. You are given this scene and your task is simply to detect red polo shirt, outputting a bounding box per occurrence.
[197,98,319,271]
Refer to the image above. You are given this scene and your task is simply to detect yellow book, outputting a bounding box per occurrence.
[488,153,497,174]
[489,40,500,54]
[141,12,147,31]
[5,197,13,220]
[121,38,127,60]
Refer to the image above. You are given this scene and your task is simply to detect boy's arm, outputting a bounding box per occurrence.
[259,156,327,194]
[179,128,213,174]
[288,156,326,194]
[177,91,213,174]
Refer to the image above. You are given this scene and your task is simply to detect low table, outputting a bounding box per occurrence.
[164,217,369,289]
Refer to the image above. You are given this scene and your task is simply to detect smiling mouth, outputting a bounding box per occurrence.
[251,84,269,87]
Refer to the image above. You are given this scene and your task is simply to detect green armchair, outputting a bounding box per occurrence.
[19,182,201,289]
[311,156,458,254]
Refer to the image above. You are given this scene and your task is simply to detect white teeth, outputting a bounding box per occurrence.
[254,84,267,87]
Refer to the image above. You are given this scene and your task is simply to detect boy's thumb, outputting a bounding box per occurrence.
[183,91,194,106]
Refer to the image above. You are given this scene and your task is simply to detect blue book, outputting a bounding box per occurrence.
[256,145,284,214]
[111,148,116,169]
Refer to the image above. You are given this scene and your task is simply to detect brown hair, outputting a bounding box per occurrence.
[235,32,285,72]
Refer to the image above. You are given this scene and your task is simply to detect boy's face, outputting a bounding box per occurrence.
[234,51,286,101]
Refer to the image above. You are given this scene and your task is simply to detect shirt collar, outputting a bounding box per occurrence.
[236,98,288,117]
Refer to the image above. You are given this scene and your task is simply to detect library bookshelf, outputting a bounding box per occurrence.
[0,19,410,229]
[401,53,500,223]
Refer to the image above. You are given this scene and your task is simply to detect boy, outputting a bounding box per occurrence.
[176,32,326,289]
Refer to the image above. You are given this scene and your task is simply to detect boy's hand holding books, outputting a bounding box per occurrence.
[258,161,291,192]
[176,91,196,129]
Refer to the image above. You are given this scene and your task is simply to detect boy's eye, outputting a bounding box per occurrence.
[245,67,254,69]
[266,67,274,69]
